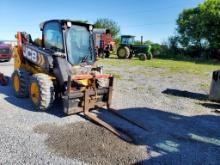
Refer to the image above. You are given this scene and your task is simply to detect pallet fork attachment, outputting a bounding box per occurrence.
[83,88,133,142]
[67,75,148,142]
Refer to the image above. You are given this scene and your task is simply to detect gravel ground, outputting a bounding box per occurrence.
[0,59,220,164]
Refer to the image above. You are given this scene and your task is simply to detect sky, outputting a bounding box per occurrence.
[0,0,204,43]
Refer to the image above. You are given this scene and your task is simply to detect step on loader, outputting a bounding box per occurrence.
[12,20,148,141]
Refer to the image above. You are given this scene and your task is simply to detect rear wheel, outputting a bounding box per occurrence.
[29,73,55,110]
[12,69,29,98]
[117,46,130,59]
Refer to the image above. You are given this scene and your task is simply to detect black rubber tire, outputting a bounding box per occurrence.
[12,69,29,98]
[139,53,147,61]
[29,73,55,111]
[117,46,130,59]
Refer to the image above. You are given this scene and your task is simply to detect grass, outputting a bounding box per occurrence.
[98,56,220,77]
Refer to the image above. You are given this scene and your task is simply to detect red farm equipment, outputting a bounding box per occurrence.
[93,29,115,58]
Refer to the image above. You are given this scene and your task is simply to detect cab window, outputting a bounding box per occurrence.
[121,37,134,45]
[43,22,64,51]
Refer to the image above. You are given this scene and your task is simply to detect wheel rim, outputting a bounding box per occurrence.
[30,82,40,104]
[118,49,126,57]
[13,74,20,92]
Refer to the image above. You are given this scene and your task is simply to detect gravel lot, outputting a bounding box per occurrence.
[0,59,220,164]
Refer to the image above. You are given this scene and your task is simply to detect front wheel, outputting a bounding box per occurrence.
[29,73,55,111]
[139,53,147,61]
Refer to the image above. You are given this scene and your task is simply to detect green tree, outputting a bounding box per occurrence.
[144,40,153,45]
[94,18,120,38]
[113,37,121,48]
[199,0,220,55]
[177,8,202,48]
[168,36,180,55]
[176,0,220,58]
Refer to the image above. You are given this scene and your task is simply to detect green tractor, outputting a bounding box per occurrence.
[117,35,152,60]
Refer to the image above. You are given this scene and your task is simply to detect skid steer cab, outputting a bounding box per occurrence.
[12,20,148,141]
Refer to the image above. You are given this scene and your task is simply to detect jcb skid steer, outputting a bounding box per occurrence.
[12,20,147,141]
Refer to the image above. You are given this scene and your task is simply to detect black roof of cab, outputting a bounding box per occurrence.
[121,35,135,38]
[40,19,93,31]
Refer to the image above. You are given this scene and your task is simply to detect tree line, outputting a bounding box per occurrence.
[94,0,220,60]
[172,0,220,59]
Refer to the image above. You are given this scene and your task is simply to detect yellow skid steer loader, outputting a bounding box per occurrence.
[12,20,147,141]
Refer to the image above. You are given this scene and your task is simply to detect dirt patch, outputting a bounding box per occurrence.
[34,122,147,165]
